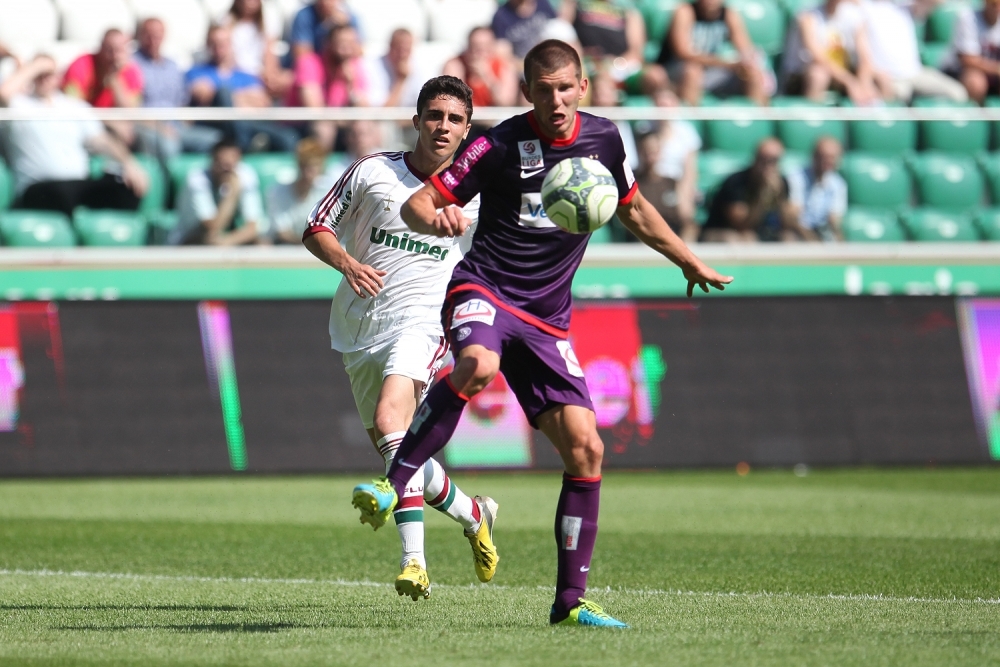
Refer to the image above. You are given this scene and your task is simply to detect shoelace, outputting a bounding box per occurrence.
[577,600,612,620]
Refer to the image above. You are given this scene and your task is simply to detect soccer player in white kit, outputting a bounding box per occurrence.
[302,77,498,601]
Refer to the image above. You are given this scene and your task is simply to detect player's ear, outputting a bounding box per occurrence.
[520,79,531,103]
[412,114,420,131]
[461,121,471,141]
[578,77,589,101]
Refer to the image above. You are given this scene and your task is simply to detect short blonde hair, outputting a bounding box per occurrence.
[296,137,327,164]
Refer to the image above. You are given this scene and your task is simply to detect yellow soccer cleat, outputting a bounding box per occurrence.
[395,559,431,601]
[352,477,398,531]
[465,496,499,582]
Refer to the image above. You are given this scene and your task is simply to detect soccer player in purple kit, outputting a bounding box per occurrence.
[352,39,733,628]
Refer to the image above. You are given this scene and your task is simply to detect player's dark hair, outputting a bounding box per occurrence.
[211,137,241,155]
[416,75,474,123]
[523,39,582,86]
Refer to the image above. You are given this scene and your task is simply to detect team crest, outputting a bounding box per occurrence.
[518,141,544,170]
[451,299,497,329]
[556,340,585,377]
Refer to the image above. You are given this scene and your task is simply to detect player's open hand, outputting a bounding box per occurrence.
[344,258,387,298]
[431,205,471,238]
[684,264,733,298]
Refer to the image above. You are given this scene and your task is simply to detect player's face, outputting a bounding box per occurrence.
[521,63,588,140]
[413,96,471,160]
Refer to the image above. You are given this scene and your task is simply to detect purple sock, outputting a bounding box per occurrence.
[386,375,468,498]
[552,473,601,619]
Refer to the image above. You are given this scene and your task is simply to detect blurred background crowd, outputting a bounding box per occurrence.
[1,0,1000,247]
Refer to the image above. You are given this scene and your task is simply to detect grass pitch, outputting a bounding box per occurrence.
[0,468,998,666]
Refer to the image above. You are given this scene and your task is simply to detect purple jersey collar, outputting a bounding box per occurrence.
[526,110,582,147]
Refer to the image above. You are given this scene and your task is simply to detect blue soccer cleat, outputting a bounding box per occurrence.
[550,599,629,628]
[351,477,398,531]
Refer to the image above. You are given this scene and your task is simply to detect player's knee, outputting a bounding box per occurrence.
[568,429,604,469]
[453,349,500,396]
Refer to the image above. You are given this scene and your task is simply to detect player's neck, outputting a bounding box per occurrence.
[406,149,453,180]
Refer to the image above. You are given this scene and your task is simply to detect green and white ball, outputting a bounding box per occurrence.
[541,157,619,234]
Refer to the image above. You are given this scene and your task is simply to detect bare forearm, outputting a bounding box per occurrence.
[401,190,440,235]
[303,231,353,273]
[216,222,259,246]
[619,194,701,270]
[86,132,133,164]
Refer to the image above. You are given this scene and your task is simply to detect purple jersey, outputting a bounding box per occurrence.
[430,111,637,334]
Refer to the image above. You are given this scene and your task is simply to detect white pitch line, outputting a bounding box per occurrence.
[1,569,997,606]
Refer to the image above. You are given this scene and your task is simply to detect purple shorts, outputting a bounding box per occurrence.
[444,286,594,428]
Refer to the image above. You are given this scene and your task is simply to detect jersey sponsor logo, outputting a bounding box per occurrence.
[444,136,492,189]
[330,189,353,229]
[556,340,585,378]
[561,515,582,550]
[450,299,496,329]
[518,140,544,171]
[409,403,433,434]
[369,227,450,261]
[519,193,558,229]
[456,326,472,342]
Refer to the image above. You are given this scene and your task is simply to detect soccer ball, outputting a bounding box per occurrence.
[541,157,620,234]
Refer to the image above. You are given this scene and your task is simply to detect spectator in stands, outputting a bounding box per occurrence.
[288,24,370,151]
[444,27,519,107]
[290,0,359,62]
[562,0,661,87]
[786,136,847,241]
[222,0,292,99]
[326,119,386,178]
[657,0,770,105]
[650,90,702,226]
[267,138,333,244]
[589,69,637,166]
[781,0,892,105]
[368,29,424,108]
[634,131,700,243]
[948,0,1000,105]
[0,55,149,217]
[492,0,560,60]
[187,24,298,152]
[63,28,143,145]
[859,0,967,102]
[134,18,222,160]
[171,138,266,245]
[702,138,793,242]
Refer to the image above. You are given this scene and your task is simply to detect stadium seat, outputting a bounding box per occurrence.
[779,0,821,15]
[130,0,209,59]
[925,1,972,43]
[776,105,847,153]
[780,150,808,176]
[703,98,776,156]
[167,154,211,200]
[914,98,988,154]
[90,154,167,216]
[147,210,178,245]
[0,211,76,247]
[424,0,496,49]
[698,151,749,198]
[901,208,980,241]
[73,208,149,246]
[727,0,786,55]
[639,0,681,61]
[347,0,428,52]
[243,153,298,198]
[845,103,917,156]
[974,208,1000,240]
[919,42,950,69]
[909,153,985,211]
[0,161,13,211]
[56,0,134,48]
[841,153,912,209]
[977,152,1000,203]
[0,0,59,57]
[842,208,908,242]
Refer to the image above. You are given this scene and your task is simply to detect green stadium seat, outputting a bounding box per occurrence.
[243,153,298,198]
[985,98,1000,149]
[977,152,1000,203]
[914,98,988,154]
[0,210,76,247]
[0,160,13,211]
[167,154,211,198]
[147,210,179,245]
[909,152,984,211]
[776,105,847,153]
[780,150,809,176]
[772,94,839,107]
[842,208,908,242]
[90,154,167,216]
[727,0,786,54]
[698,151,750,198]
[779,0,821,17]
[974,208,1000,240]
[639,0,681,61]
[841,153,912,208]
[901,208,980,241]
[703,98,776,156]
[926,1,976,43]
[844,102,917,155]
[72,208,149,247]
[919,42,950,69]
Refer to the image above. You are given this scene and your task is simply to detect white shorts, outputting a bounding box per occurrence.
[342,330,449,429]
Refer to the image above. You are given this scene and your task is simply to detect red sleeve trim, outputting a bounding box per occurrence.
[444,374,471,402]
[446,283,570,340]
[619,181,639,206]
[430,173,464,207]
[301,225,335,242]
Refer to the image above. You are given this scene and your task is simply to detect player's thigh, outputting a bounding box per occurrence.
[445,293,510,391]
[536,404,604,477]
[374,331,445,434]
[342,346,387,431]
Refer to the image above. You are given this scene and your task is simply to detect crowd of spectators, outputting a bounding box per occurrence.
[0,0,997,245]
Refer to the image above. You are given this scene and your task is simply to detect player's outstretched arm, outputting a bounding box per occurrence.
[402,184,472,238]
[303,231,386,298]
[616,191,734,298]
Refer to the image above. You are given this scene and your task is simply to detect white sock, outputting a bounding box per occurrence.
[377,432,425,570]
[423,457,481,533]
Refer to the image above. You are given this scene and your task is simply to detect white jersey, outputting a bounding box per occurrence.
[305,151,479,353]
